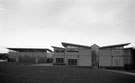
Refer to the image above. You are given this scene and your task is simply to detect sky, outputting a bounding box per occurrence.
[0,0,134,53]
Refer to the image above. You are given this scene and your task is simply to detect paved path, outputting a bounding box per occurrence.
[30,63,53,66]
[104,69,135,76]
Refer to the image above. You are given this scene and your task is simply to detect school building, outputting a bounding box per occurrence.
[52,42,135,68]
[8,48,53,63]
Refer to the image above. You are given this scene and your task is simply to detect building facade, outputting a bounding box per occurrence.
[124,47,135,66]
[52,42,134,68]
[8,48,52,63]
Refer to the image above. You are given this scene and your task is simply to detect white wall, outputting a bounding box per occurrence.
[79,48,91,56]
[79,55,91,66]
[99,56,111,66]
[79,48,91,66]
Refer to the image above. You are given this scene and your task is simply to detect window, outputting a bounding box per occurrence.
[55,49,65,53]
[68,59,77,65]
[67,48,78,52]
[56,58,64,64]
[67,46,78,48]
[112,57,122,66]
[112,47,123,50]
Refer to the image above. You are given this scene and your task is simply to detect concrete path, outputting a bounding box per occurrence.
[30,63,53,66]
[104,69,135,76]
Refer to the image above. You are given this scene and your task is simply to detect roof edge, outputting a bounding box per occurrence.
[7,48,53,53]
[100,43,131,49]
[51,46,65,49]
[62,42,90,48]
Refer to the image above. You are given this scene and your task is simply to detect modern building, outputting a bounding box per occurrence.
[52,42,134,68]
[124,47,135,66]
[8,48,53,63]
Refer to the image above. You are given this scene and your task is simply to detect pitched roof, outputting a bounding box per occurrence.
[51,46,65,49]
[7,48,52,52]
[62,42,90,48]
[100,43,130,49]
[124,47,135,50]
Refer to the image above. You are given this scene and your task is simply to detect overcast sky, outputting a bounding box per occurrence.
[0,0,134,53]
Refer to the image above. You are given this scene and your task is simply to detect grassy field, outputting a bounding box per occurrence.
[0,62,135,83]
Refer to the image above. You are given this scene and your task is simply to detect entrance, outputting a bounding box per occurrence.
[91,44,99,68]
[91,50,99,68]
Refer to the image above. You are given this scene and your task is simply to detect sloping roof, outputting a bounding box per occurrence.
[51,46,65,49]
[124,47,135,50]
[62,42,90,48]
[7,48,53,52]
[100,43,130,49]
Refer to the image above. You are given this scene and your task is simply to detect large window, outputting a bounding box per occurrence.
[113,58,121,66]
[55,49,65,53]
[68,59,77,65]
[56,58,64,64]
[67,46,78,48]
[67,48,79,52]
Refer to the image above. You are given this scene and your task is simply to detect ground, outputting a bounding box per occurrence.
[0,62,135,83]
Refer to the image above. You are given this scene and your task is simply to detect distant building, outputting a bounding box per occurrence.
[8,48,53,63]
[52,42,134,68]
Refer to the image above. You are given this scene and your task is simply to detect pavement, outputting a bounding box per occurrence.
[103,69,135,76]
[30,63,53,66]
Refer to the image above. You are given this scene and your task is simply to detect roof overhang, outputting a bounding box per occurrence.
[62,42,90,48]
[100,43,131,49]
[51,46,65,49]
[7,48,52,52]
[124,47,135,49]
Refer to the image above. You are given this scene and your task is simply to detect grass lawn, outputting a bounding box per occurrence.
[0,62,135,83]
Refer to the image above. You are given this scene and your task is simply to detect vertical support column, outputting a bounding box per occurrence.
[52,48,55,64]
[64,48,68,66]
[122,49,124,67]
[35,58,39,63]
[53,48,56,64]
[111,47,112,66]
[78,47,80,66]
[16,57,19,62]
